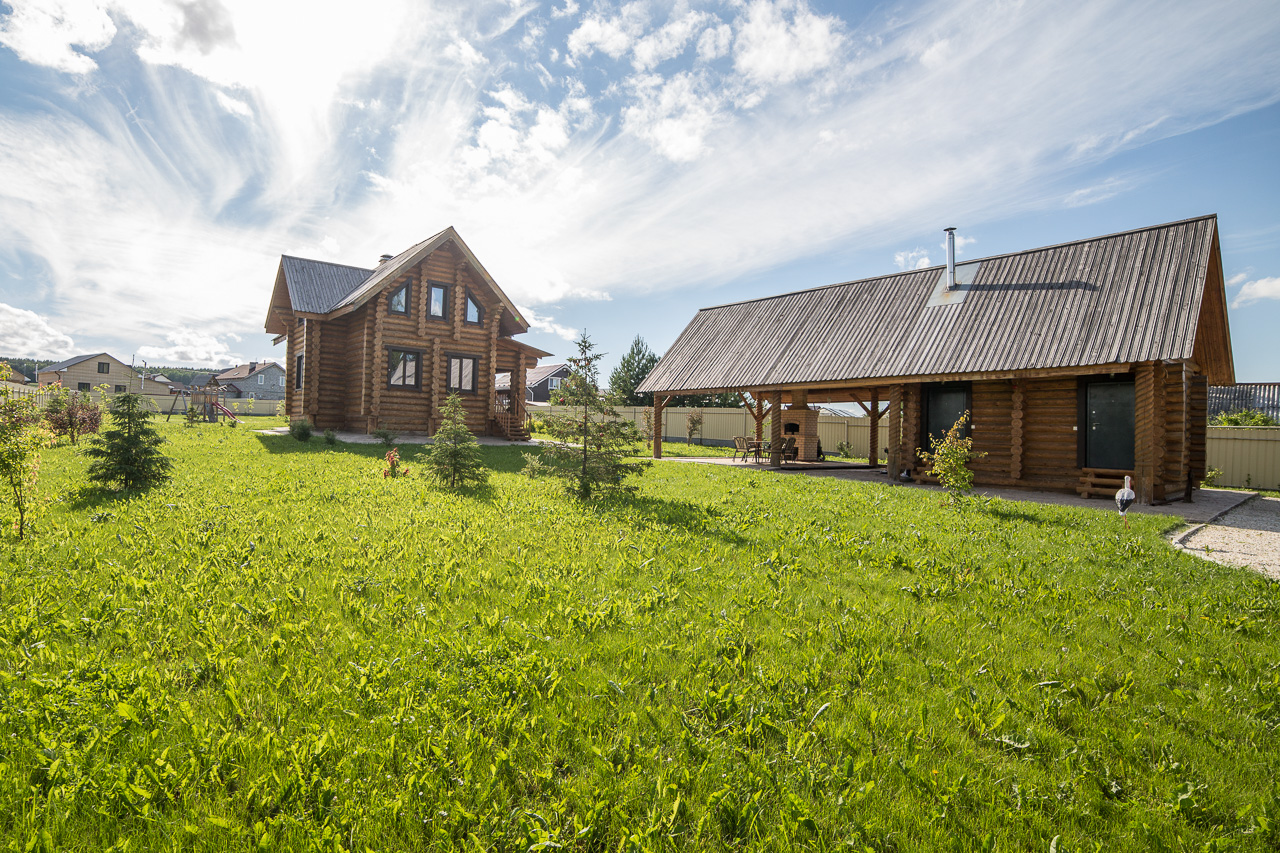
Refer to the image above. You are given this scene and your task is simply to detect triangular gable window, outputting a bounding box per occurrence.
[389,283,410,315]
[465,293,483,325]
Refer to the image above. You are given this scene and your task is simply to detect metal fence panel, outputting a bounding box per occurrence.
[1206,426,1280,490]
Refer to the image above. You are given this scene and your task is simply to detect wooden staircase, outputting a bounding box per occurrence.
[493,400,531,441]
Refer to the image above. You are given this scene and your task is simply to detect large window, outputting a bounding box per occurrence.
[465,292,483,325]
[387,349,421,388]
[428,283,449,319]
[78,382,91,392]
[922,383,971,449]
[97,362,110,374]
[447,355,478,393]
[389,283,410,315]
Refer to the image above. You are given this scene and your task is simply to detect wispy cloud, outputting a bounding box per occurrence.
[1231,276,1280,309]
[0,0,1278,363]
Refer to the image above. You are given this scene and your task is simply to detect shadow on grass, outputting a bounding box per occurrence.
[254,434,533,475]
[589,491,749,546]
[63,484,148,511]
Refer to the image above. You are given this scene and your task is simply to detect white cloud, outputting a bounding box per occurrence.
[0,303,76,358]
[938,234,976,254]
[521,307,577,342]
[894,248,932,271]
[566,5,646,61]
[0,0,116,74]
[445,35,486,68]
[621,71,723,162]
[551,0,579,19]
[696,22,731,62]
[1230,276,1280,309]
[136,327,241,366]
[1226,272,1248,286]
[215,90,253,118]
[732,0,843,86]
[631,4,707,71]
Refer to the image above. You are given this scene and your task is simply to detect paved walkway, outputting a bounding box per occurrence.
[662,455,1253,524]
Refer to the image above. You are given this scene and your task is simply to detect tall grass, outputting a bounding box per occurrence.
[1,421,1277,851]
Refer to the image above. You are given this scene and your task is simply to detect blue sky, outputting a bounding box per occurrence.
[1,0,1278,381]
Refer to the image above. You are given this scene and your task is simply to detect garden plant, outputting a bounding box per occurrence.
[83,392,173,492]
[424,393,487,490]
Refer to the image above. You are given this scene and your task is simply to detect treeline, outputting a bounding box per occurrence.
[0,357,54,381]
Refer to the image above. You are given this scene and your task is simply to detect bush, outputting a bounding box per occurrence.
[289,419,313,442]
[1201,467,1223,488]
[1211,409,1278,426]
[43,386,102,445]
[83,393,173,492]
[918,411,986,503]
[836,440,855,459]
[1,368,53,539]
[685,408,704,445]
[372,428,399,447]
[324,429,337,446]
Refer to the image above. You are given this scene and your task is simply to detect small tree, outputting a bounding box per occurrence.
[524,332,649,499]
[685,408,704,445]
[43,385,103,445]
[917,411,986,503]
[426,393,488,489]
[84,393,173,492]
[0,367,53,539]
[640,407,655,448]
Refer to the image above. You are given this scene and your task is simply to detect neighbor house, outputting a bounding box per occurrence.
[639,215,1234,505]
[215,361,287,400]
[37,353,170,395]
[495,362,570,404]
[1209,383,1279,421]
[264,227,551,436]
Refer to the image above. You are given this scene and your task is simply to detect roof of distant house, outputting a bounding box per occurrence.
[39,352,116,373]
[216,361,281,381]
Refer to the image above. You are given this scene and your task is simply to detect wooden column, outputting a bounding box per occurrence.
[1010,381,1024,481]
[754,397,765,442]
[429,338,442,435]
[514,354,527,408]
[307,321,321,423]
[868,389,879,466]
[653,395,665,459]
[769,390,783,467]
[1134,363,1157,504]
[887,384,903,479]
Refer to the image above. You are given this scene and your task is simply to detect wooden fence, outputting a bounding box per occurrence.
[540,406,1280,487]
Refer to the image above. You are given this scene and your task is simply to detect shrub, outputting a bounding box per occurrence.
[425,394,487,489]
[685,408,704,445]
[0,367,53,539]
[640,407,655,447]
[1211,409,1278,426]
[275,399,287,417]
[43,386,102,445]
[524,332,648,500]
[289,419,313,442]
[1201,467,1223,488]
[83,393,173,492]
[836,440,855,459]
[372,428,399,447]
[382,447,409,478]
[918,411,986,503]
[324,429,337,446]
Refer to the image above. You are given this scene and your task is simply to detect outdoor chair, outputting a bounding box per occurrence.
[732,436,750,462]
[782,436,798,462]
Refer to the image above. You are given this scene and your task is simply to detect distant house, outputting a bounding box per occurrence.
[36,353,170,395]
[1209,383,1280,421]
[496,363,570,404]
[640,215,1234,505]
[2,363,31,385]
[264,226,551,436]
[215,361,287,400]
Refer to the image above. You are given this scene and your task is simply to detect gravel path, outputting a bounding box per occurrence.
[1176,495,1280,581]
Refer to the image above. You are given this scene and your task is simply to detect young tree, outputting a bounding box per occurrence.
[0,366,52,539]
[685,408,704,445]
[425,393,489,489]
[608,335,660,406]
[525,332,649,499]
[918,411,987,504]
[84,393,174,491]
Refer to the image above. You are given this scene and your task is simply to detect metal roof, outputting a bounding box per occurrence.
[1209,383,1280,419]
[39,352,111,373]
[639,215,1226,394]
[280,256,373,314]
[216,361,282,381]
[495,362,566,392]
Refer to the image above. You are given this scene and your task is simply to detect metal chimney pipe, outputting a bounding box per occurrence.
[944,227,957,290]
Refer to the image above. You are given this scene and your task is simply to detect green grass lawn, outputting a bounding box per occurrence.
[2,421,1278,851]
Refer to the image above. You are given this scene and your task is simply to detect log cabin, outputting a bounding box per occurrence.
[637,215,1235,504]
[264,227,551,438]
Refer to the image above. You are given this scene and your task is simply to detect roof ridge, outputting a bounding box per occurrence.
[694,214,1219,313]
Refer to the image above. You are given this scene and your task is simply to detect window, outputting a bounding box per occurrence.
[278,375,285,387]
[78,382,91,392]
[256,374,264,385]
[387,349,421,388]
[389,283,409,315]
[922,383,971,448]
[547,376,561,390]
[428,283,449,319]
[97,362,110,374]
[114,385,126,393]
[465,293,482,325]
[447,355,478,393]
[295,354,303,389]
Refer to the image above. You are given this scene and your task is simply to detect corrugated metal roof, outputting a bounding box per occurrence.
[280,256,373,314]
[40,353,109,373]
[495,363,566,392]
[1209,384,1280,419]
[639,215,1221,393]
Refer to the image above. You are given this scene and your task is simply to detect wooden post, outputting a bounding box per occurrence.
[769,390,783,467]
[755,397,764,442]
[887,384,902,479]
[868,389,879,466]
[653,395,665,459]
[1011,381,1024,481]
[1134,363,1156,505]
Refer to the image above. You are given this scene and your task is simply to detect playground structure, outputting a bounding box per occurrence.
[166,385,241,424]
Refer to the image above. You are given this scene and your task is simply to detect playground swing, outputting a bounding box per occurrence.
[166,385,242,424]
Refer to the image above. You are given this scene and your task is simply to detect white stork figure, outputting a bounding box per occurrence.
[1115,475,1136,528]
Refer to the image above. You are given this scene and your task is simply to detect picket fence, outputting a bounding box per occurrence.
[541,406,1280,490]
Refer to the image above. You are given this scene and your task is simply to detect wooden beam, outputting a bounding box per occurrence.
[868,388,879,466]
[769,391,783,467]
[653,396,665,459]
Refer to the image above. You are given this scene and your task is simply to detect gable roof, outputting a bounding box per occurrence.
[528,363,568,386]
[216,362,281,381]
[269,227,531,337]
[639,215,1233,395]
[1210,383,1280,419]
[40,352,114,373]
